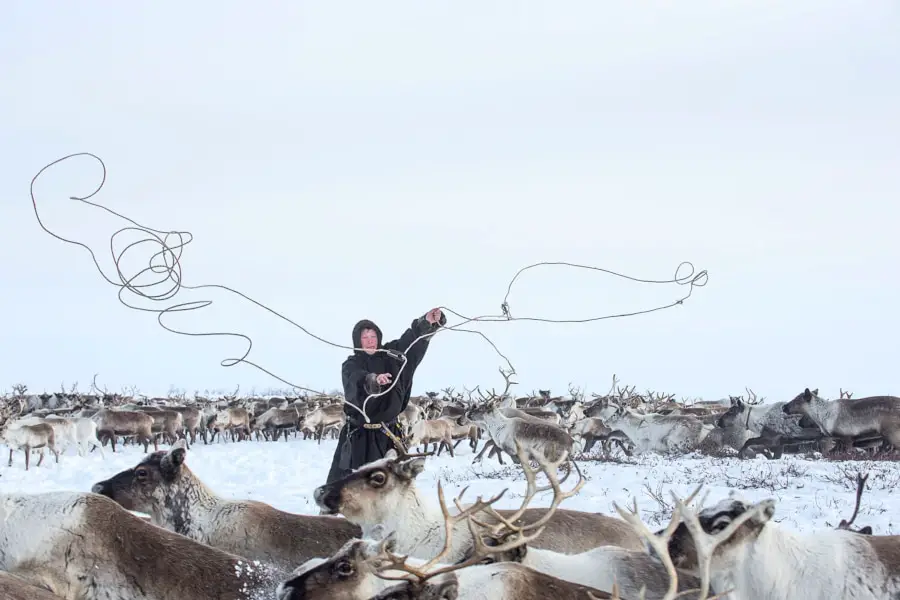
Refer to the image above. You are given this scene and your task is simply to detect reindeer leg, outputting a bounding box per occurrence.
[8,448,13,467]
[446,437,455,457]
[25,447,31,471]
[489,444,507,465]
[472,439,494,463]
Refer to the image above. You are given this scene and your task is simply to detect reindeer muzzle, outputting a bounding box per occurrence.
[92,480,113,497]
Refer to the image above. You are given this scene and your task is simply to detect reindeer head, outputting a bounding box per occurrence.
[275,535,460,600]
[313,450,428,524]
[0,398,26,434]
[91,440,188,514]
[665,495,776,572]
[275,538,396,600]
[462,396,501,425]
[782,387,821,415]
[715,399,746,428]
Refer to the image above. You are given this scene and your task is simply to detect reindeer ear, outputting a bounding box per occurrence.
[394,456,426,480]
[160,443,187,477]
[754,499,776,524]
[811,388,819,397]
[384,449,398,460]
[803,388,813,400]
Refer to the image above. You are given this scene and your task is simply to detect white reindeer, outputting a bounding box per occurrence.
[604,405,713,454]
[667,493,900,600]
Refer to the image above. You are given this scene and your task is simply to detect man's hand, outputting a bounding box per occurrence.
[425,308,443,325]
[376,373,393,386]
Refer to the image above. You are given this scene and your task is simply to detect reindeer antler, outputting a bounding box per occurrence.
[671,491,771,600]
[838,471,870,532]
[613,485,704,600]
[468,441,585,540]
[373,482,508,584]
[372,441,584,590]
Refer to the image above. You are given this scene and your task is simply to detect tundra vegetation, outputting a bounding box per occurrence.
[1,373,897,599]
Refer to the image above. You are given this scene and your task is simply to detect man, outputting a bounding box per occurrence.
[324,307,446,484]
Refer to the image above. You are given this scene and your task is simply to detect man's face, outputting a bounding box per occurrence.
[360,328,378,354]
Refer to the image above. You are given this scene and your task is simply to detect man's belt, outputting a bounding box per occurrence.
[362,423,382,430]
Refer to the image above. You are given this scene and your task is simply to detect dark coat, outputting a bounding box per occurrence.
[325,311,446,484]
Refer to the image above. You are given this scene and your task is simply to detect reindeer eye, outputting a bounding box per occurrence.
[334,561,354,577]
[368,471,387,487]
[709,518,730,532]
[135,468,148,480]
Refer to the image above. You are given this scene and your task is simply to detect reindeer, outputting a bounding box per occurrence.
[665,492,900,599]
[3,422,60,471]
[568,417,635,457]
[42,414,105,457]
[304,404,346,444]
[255,405,302,441]
[603,405,713,454]
[211,406,252,442]
[275,537,613,599]
[312,448,644,559]
[783,387,900,450]
[0,571,65,600]
[0,490,284,599]
[406,419,457,456]
[430,443,703,599]
[398,402,425,438]
[91,440,362,572]
[286,449,619,599]
[168,404,204,444]
[439,415,480,453]
[1,400,61,470]
[91,408,156,452]
[715,395,821,457]
[464,371,574,467]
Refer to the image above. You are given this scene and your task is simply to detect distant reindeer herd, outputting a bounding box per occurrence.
[1,374,899,599]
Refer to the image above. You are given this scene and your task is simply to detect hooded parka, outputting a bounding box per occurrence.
[325,311,446,484]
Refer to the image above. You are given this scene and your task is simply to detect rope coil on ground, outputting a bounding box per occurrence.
[28,152,709,425]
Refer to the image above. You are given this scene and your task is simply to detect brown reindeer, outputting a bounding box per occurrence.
[0,490,285,599]
[783,387,900,450]
[92,440,362,572]
[91,408,156,452]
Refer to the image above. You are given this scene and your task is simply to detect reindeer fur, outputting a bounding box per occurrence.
[0,491,283,600]
[312,452,643,560]
[667,495,900,600]
[91,440,362,572]
[275,538,613,600]
[783,388,900,448]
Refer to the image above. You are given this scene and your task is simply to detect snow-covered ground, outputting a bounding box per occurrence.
[1,436,896,535]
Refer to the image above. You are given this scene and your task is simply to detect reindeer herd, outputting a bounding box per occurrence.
[1,375,899,599]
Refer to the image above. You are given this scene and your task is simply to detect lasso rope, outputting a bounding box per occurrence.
[28,152,709,427]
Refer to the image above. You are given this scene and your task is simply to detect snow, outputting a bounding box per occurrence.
[1,436,896,536]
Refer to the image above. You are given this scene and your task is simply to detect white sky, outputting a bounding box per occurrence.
[2,1,898,401]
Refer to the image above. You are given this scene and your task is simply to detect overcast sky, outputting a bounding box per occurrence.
[2,1,898,402]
